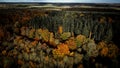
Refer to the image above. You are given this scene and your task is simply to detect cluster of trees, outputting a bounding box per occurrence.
[28,11,113,42]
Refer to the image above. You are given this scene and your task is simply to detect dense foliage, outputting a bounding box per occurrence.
[0,10,120,68]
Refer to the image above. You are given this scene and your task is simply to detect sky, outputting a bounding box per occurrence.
[0,0,120,3]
